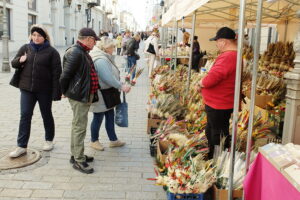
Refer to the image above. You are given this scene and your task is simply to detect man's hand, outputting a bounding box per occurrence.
[196,79,203,92]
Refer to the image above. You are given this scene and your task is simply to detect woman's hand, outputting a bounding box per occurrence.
[19,53,27,64]
[121,84,131,93]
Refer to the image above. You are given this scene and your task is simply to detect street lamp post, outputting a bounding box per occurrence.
[1,0,10,72]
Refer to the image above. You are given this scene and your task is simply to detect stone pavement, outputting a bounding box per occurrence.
[0,43,166,199]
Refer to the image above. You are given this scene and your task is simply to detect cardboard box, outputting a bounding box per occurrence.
[147,118,162,134]
[245,90,272,109]
[157,140,170,164]
[213,185,243,200]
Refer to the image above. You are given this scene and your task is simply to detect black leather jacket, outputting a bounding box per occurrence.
[60,44,97,103]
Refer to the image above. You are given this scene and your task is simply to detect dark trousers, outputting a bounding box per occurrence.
[90,109,118,142]
[205,105,233,159]
[18,89,54,148]
[127,55,137,79]
[192,54,201,72]
[117,48,121,55]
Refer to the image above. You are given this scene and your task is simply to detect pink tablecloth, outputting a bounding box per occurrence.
[244,153,300,200]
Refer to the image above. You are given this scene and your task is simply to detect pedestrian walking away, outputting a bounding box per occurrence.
[9,24,62,158]
[197,27,237,159]
[116,33,123,56]
[89,37,131,151]
[126,33,140,79]
[60,27,100,174]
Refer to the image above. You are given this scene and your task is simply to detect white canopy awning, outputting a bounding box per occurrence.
[162,0,300,27]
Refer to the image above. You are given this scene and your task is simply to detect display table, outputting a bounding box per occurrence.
[244,153,300,200]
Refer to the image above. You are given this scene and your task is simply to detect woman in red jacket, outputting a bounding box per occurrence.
[198,27,237,159]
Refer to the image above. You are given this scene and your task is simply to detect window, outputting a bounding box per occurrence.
[28,0,37,11]
[28,14,37,35]
[0,7,11,39]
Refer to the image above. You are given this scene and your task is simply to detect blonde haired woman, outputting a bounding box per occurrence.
[144,32,159,77]
[89,37,130,151]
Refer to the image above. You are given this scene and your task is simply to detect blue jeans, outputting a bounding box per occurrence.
[90,109,118,142]
[18,89,55,148]
[127,55,137,79]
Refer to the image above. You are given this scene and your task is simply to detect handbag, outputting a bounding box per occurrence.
[100,87,121,109]
[115,92,128,127]
[147,43,156,55]
[9,68,23,88]
[146,38,156,55]
[9,45,30,88]
[135,53,140,60]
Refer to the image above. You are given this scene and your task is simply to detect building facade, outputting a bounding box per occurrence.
[0,0,122,53]
[120,10,138,33]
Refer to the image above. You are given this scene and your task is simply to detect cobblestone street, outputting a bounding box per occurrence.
[0,44,166,200]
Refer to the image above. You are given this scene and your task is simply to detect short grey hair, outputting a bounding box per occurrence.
[95,36,115,51]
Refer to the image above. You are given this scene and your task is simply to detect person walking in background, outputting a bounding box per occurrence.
[108,31,113,39]
[121,30,131,56]
[60,28,100,174]
[126,33,140,79]
[116,33,123,56]
[144,32,159,77]
[192,36,201,72]
[89,37,131,151]
[198,27,237,159]
[9,25,62,158]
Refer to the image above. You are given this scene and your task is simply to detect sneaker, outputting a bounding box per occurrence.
[90,141,104,151]
[109,140,126,148]
[9,147,27,158]
[70,155,94,164]
[73,161,94,174]
[43,141,54,151]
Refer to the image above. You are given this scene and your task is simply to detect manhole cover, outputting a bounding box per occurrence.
[0,148,41,170]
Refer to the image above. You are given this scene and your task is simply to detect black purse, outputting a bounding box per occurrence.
[100,87,121,109]
[9,68,23,88]
[147,43,156,55]
[9,45,30,88]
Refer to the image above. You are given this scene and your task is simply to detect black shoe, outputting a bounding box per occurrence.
[73,161,94,174]
[70,155,94,164]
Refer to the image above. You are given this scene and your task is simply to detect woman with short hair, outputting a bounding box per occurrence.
[89,37,131,151]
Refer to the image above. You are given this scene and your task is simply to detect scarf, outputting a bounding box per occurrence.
[30,40,50,51]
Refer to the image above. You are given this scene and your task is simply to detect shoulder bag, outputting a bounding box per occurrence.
[100,87,121,109]
[146,38,156,55]
[9,45,30,88]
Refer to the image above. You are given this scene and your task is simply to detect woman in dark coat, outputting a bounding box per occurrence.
[192,36,201,72]
[9,24,62,158]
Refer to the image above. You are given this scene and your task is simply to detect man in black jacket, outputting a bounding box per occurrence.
[60,28,99,174]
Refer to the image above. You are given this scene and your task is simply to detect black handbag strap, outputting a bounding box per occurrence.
[123,92,126,103]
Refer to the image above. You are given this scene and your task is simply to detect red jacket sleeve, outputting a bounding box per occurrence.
[202,54,233,88]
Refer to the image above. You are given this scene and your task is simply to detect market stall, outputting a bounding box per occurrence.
[149,0,300,199]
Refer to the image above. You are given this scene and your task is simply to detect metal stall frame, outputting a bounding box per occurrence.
[160,0,300,199]
[228,0,246,198]
[186,12,197,95]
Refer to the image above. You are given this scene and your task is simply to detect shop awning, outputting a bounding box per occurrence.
[162,0,300,27]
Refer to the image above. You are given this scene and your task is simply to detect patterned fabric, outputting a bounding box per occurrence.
[77,41,99,94]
